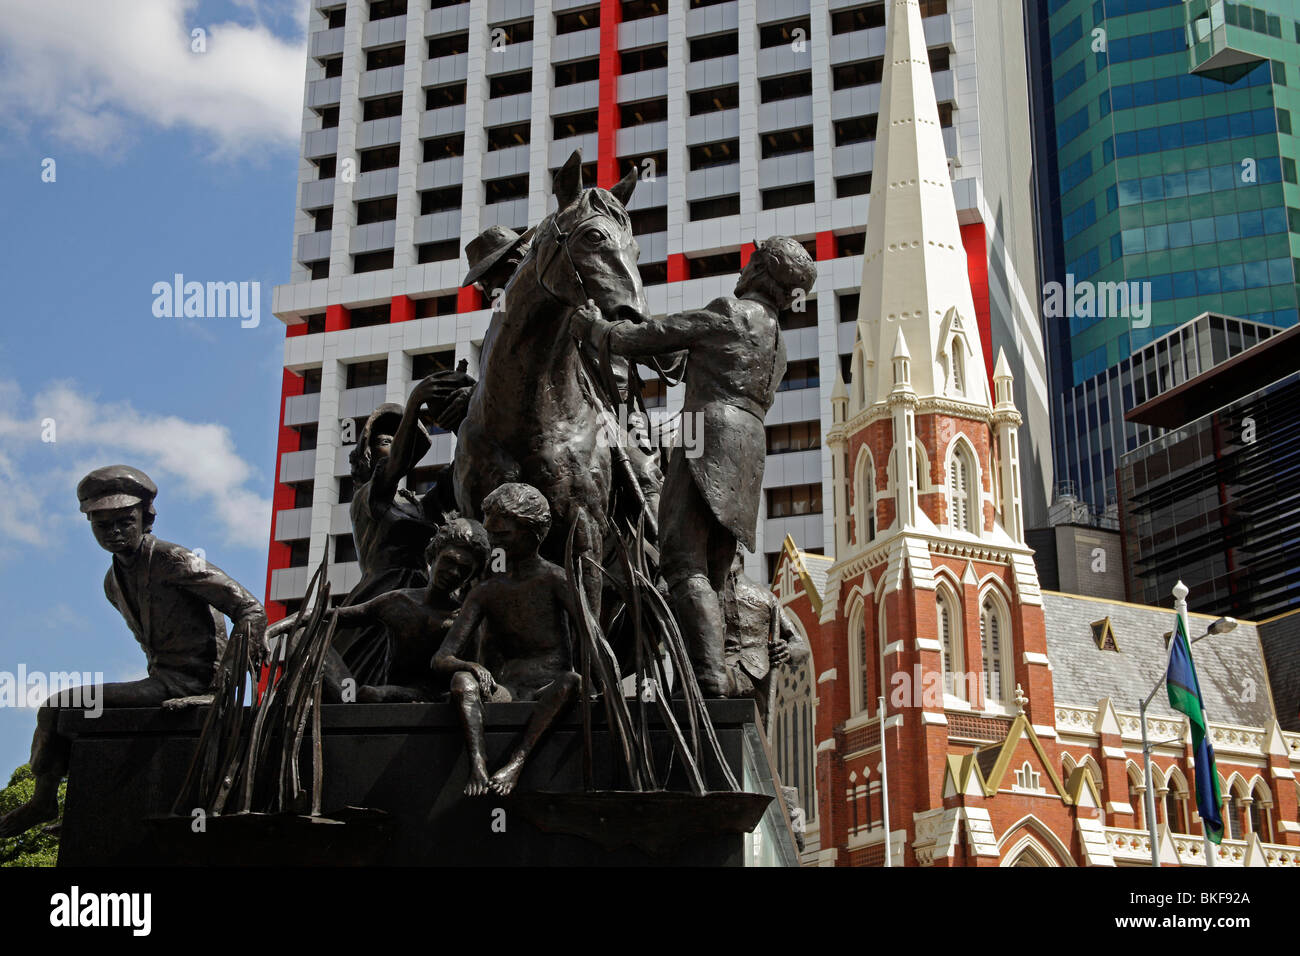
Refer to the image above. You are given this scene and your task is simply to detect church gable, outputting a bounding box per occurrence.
[974,715,1068,801]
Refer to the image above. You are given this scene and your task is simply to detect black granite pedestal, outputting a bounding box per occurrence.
[56,699,799,866]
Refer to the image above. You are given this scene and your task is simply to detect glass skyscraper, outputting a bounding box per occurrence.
[1029,0,1300,512]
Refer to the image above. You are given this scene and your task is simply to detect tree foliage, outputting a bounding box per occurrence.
[0,765,64,867]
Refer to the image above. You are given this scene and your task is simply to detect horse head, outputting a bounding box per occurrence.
[527,150,649,327]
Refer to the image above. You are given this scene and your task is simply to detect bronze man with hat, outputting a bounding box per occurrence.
[0,465,267,838]
[571,236,817,697]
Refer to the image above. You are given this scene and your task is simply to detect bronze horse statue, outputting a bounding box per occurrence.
[452,151,649,608]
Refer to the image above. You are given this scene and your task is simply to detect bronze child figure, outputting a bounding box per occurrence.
[331,516,490,702]
[0,465,267,838]
[433,483,582,797]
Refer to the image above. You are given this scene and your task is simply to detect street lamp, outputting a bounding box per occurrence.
[1137,581,1235,867]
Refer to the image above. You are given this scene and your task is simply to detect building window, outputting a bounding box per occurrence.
[760,72,813,103]
[489,71,532,98]
[301,368,322,394]
[356,197,397,225]
[365,45,404,71]
[288,540,311,568]
[337,477,355,504]
[778,359,820,392]
[1014,762,1042,792]
[417,240,459,263]
[619,98,668,127]
[362,94,403,122]
[1164,779,1188,834]
[759,18,810,49]
[831,4,885,34]
[689,86,738,115]
[354,250,394,273]
[854,448,876,545]
[688,195,739,220]
[555,5,599,34]
[553,110,599,139]
[761,126,814,158]
[689,139,739,170]
[629,206,668,235]
[310,207,333,232]
[323,56,343,78]
[766,421,821,454]
[836,173,872,198]
[359,145,400,172]
[638,262,668,285]
[425,83,467,109]
[422,133,464,160]
[832,58,884,91]
[948,443,975,531]
[316,105,339,129]
[333,534,358,564]
[555,58,600,87]
[950,346,965,396]
[346,359,388,389]
[428,32,469,59]
[762,183,815,209]
[689,32,738,61]
[687,251,740,278]
[294,423,318,451]
[848,603,868,713]
[491,18,534,45]
[368,0,405,20]
[766,483,823,518]
[414,294,458,319]
[484,174,529,204]
[326,7,345,29]
[420,185,462,214]
[771,647,816,824]
[937,587,964,699]
[620,45,668,73]
[834,116,878,146]
[980,595,1007,707]
[621,0,667,22]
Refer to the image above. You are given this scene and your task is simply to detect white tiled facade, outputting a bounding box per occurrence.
[268,0,1049,614]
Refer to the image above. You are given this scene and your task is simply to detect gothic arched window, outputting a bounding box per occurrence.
[979,593,1009,707]
[936,586,965,700]
[948,443,977,532]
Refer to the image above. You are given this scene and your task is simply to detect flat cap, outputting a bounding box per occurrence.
[77,465,157,514]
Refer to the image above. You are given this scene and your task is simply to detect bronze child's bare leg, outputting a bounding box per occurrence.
[489,672,580,796]
[449,671,492,796]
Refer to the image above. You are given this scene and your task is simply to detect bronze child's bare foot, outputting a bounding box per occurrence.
[488,758,525,796]
[466,758,492,796]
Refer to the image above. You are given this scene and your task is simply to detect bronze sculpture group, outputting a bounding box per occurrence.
[0,150,812,839]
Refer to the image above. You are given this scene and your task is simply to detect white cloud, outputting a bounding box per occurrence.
[0,379,271,556]
[0,0,308,158]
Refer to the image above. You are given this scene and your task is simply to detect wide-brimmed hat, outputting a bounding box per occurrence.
[462,225,533,289]
[77,465,157,514]
[350,403,431,477]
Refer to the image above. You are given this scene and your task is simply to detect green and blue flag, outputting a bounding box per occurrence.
[1166,613,1223,844]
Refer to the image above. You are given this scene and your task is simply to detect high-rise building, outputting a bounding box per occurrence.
[1119,319,1300,621]
[265,0,1049,621]
[1028,0,1300,515]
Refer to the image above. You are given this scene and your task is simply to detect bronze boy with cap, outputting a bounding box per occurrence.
[0,465,267,838]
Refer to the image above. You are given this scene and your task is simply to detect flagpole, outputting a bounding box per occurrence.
[878,695,892,868]
[1173,581,1216,869]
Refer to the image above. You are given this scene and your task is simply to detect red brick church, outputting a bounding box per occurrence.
[765,0,1300,867]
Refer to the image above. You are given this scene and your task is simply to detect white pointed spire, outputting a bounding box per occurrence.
[855,0,990,409]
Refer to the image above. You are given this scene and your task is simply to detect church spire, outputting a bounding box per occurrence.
[855,0,990,409]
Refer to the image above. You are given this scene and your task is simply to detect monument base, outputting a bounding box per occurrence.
[56,699,799,866]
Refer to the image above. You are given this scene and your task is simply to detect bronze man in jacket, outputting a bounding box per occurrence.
[571,236,817,696]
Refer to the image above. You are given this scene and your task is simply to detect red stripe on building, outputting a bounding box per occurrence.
[325,303,351,332]
[286,321,309,337]
[960,221,995,389]
[666,253,689,283]
[595,0,623,188]
[391,294,415,323]
[816,230,838,261]
[739,242,756,268]
[264,368,306,624]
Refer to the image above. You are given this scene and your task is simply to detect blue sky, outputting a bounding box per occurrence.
[0,0,309,773]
